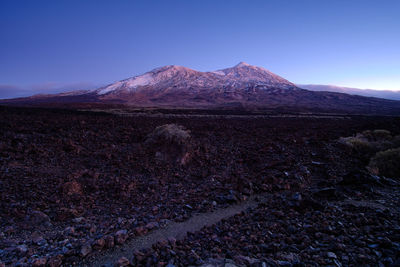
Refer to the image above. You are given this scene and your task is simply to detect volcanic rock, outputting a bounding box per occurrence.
[115,230,128,245]
[26,211,51,227]
[115,257,130,266]
[32,257,47,266]
[80,244,92,257]
[92,238,105,250]
[62,181,83,196]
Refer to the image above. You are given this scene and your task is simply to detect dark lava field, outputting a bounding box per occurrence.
[0,106,399,267]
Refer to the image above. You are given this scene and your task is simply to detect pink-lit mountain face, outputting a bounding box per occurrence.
[2,63,400,114]
[93,62,297,106]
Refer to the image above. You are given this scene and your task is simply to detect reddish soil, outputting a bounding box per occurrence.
[0,106,399,266]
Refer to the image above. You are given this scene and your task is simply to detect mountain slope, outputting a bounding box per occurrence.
[2,63,400,115]
[298,84,400,101]
[95,62,296,95]
[91,62,298,107]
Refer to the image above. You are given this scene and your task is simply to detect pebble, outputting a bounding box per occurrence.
[32,257,47,267]
[327,252,337,259]
[115,230,128,245]
[80,244,92,257]
[105,235,115,248]
[47,255,63,267]
[114,257,130,266]
[92,238,105,250]
[15,244,28,255]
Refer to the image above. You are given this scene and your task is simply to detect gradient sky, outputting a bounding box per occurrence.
[1,0,399,98]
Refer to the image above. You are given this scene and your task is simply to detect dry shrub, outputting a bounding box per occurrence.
[362,129,392,141]
[339,136,374,153]
[368,148,400,179]
[145,124,192,165]
[339,129,395,154]
[145,124,190,144]
[392,135,400,147]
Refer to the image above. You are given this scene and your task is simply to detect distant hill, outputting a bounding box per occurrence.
[298,84,400,101]
[2,63,400,115]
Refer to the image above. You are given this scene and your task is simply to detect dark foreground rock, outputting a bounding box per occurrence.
[0,106,400,265]
[128,188,400,266]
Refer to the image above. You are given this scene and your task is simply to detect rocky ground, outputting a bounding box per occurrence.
[127,182,400,267]
[0,106,399,266]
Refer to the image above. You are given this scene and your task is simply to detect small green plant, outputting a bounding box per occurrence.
[368,148,400,178]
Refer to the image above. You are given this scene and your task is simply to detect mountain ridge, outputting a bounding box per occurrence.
[95,62,297,96]
[2,62,400,115]
[298,84,400,101]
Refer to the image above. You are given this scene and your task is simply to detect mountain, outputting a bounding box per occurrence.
[298,84,400,101]
[92,62,298,107]
[2,62,400,115]
[97,62,296,95]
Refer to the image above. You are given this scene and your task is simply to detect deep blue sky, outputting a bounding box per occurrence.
[1,0,399,98]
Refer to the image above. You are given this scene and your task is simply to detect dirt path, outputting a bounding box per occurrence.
[83,194,268,267]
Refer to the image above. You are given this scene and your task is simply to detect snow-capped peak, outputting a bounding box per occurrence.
[234,62,251,67]
[96,73,157,95]
[96,62,296,95]
[96,65,198,95]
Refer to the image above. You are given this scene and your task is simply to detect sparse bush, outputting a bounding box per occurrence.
[370,129,392,140]
[368,148,400,179]
[339,129,395,154]
[392,135,400,148]
[145,124,192,165]
[338,136,376,154]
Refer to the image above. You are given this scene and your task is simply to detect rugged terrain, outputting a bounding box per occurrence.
[2,63,400,115]
[0,106,399,266]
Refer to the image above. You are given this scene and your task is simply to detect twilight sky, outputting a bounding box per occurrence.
[1,0,399,98]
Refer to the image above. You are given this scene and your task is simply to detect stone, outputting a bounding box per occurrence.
[47,255,63,267]
[115,257,130,266]
[62,181,83,196]
[92,238,105,250]
[80,244,92,257]
[134,226,147,236]
[15,244,28,255]
[168,237,177,247]
[115,230,128,245]
[312,187,337,199]
[32,257,47,267]
[27,210,51,226]
[327,252,337,259]
[105,235,115,248]
[64,226,75,235]
[145,221,159,230]
[72,217,85,223]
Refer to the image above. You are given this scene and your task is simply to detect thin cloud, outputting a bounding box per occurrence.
[0,82,102,100]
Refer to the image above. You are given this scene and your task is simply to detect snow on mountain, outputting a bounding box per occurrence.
[4,62,400,115]
[95,62,296,96]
